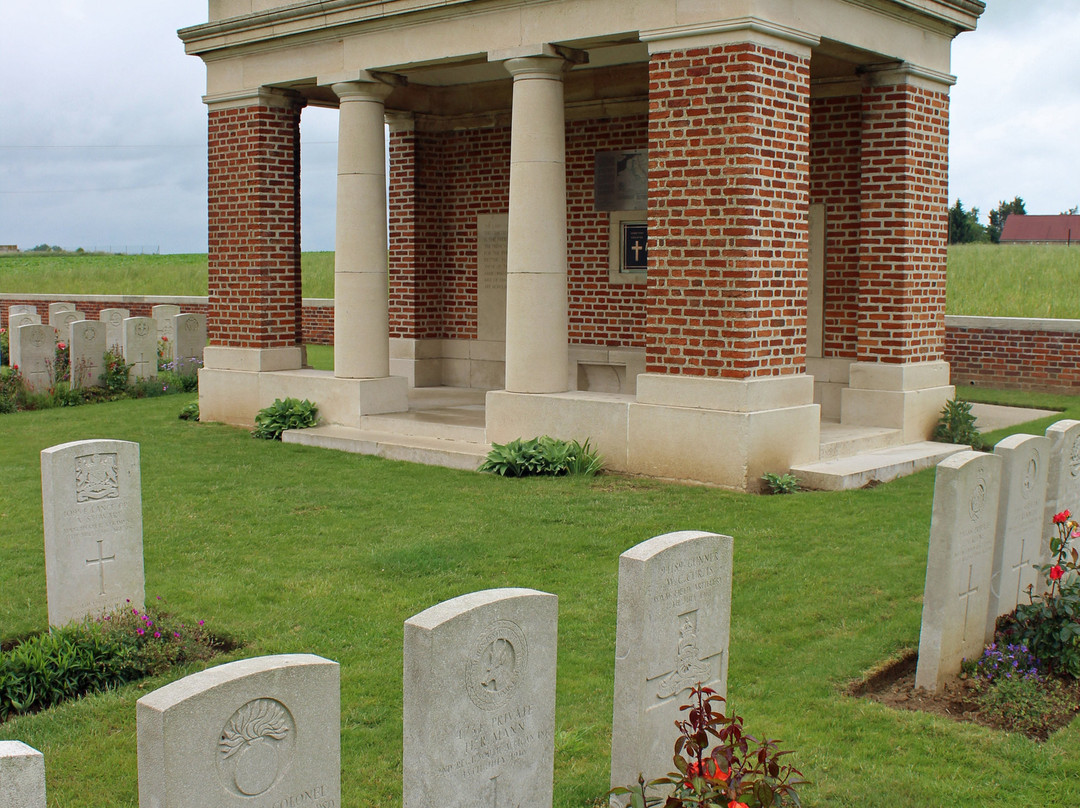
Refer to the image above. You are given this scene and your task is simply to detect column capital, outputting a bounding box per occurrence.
[202,86,305,112]
[489,43,587,75]
[330,79,394,103]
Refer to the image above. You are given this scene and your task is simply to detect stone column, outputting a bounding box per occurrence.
[502,55,570,393]
[332,80,393,379]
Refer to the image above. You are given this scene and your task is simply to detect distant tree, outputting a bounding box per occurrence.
[948,199,986,244]
[28,244,50,252]
[988,196,1026,243]
[1062,205,1079,215]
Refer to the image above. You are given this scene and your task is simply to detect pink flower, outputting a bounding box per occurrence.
[153,631,161,639]
[57,342,66,350]
[136,628,144,636]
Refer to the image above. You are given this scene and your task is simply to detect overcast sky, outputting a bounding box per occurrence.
[1,1,1077,254]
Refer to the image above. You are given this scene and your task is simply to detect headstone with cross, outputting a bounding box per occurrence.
[123,317,159,382]
[988,433,1049,638]
[7,312,40,369]
[69,319,107,389]
[1043,420,1080,571]
[14,324,57,393]
[915,450,1002,692]
[152,304,181,364]
[403,588,557,808]
[40,439,144,626]
[98,308,130,352]
[610,531,733,803]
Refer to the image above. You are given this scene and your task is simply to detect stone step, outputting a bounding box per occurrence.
[791,441,966,491]
[817,422,905,461]
[359,410,487,444]
[281,424,491,471]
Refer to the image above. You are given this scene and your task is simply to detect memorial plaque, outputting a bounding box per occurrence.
[477,214,509,343]
[594,151,648,211]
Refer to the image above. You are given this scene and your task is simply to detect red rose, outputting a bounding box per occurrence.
[1051,565,1064,581]
[729,801,749,808]
[1054,510,1071,524]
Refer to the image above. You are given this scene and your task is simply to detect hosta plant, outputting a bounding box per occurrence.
[252,397,319,440]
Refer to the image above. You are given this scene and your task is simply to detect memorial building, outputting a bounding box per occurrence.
[180,0,984,489]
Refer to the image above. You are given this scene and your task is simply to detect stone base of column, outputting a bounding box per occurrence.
[199,350,407,427]
[840,361,954,441]
[486,374,821,492]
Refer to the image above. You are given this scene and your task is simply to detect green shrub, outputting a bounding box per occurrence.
[479,436,603,477]
[0,600,221,722]
[0,327,7,366]
[934,397,982,447]
[761,472,801,495]
[178,401,200,421]
[252,397,319,440]
[101,348,132,393]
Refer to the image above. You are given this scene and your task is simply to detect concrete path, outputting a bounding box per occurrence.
[969,402,1060,433]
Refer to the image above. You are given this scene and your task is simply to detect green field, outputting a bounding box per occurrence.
[2,394,1079,807]
[3,246,1079,318]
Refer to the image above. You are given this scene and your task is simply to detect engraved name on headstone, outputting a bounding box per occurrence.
[610,531,733,801]
[404,588,557,808]
[137,654,340,808]
[988,433,1049,636]
[477,214,509,343]
[41,439,144,626]
[915,450,1002,692]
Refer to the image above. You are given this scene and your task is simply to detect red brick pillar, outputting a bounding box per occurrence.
[387,114,420,340]
[857,75,950,363]
[206,91,303,349]
[646,41,811,379]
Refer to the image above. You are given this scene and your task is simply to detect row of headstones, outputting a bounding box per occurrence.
[20,438,734,807]
[916,419,1080,691]
[6,303,206,393]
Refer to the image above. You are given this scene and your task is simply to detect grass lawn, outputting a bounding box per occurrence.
[2,392,1080,806]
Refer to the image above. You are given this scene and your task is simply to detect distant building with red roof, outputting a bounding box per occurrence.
[1000,215,1080,245]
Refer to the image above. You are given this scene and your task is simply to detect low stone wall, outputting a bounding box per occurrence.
[945,316,1080,393]
[4,297,1079,393]
[1,294,337,347]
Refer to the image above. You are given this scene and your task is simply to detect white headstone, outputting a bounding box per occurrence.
[40,439,144,626]
[0,741,46,808]
[54,310,84,333]
[989,434,1049,635]
[915,450,1002,692]
[137,654,340,808]
[1043,420,1080,568]
[6,304,37,325]
[99,308,131,351]
[69,320,107,389]
[14,324,56,393]
[153,305,181,364]
[7,313,41,368]
[47,302,75,325]
[123,317,158,382]
[404,588,557,808]
[610,531,733,796]
[172,313,207,376]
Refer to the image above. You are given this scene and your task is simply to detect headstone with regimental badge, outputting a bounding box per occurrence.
[7,313,41,370]
[123,317,158,382]
[403,588,557,808]
[152,304,181,364]
[47,302,74,325]
[69,320,107,389]
[172,313,207,376]
[609,531,733,799]
[40,439,144,626]
[988,433,1049,636]
[915,450,1002,692]
[14,324,56,393]
[99,308,131,351]
[136,654,340,808]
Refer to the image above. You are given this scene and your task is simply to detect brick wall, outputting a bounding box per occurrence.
[207,102,303,349]
[946,318,1080,392]
[858,82,949,363]
[810,94,861,359]
[646,42,810,378]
